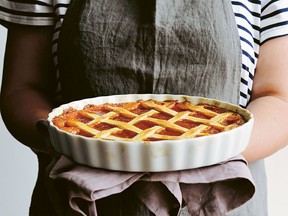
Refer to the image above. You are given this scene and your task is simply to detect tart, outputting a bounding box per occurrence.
[47,94,253,171]
[52,99,246,142]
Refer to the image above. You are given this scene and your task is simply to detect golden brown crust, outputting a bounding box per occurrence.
[52,99,246,141]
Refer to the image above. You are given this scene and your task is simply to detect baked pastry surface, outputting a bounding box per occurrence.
[52,99,245,142]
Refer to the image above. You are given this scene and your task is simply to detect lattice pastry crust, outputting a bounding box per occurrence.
[52,99,246,141]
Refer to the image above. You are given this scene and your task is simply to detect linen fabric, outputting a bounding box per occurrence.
[47,155,255,216]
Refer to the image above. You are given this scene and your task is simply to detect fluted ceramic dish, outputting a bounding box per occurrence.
[47,94,254,172]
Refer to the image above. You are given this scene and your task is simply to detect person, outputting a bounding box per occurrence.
[0,0,288,215]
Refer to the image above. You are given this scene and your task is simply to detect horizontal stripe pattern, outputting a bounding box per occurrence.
[261,0,288,43]
[1,0,288,108]
[0,0,55,25]
[231,0,288,107]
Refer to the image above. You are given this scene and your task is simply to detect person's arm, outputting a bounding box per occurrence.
[243,36,288,162]
[0,24,56,154]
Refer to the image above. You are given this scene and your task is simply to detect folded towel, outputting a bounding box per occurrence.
[46,155,255,216]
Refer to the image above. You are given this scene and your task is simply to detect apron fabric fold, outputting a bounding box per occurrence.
[58,0,241,104]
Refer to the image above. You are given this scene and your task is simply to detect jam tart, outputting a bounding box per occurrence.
[52,99,246,142]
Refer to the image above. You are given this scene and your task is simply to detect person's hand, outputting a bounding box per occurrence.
[36,119,60,158]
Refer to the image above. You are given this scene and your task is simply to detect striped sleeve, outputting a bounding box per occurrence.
[0,0,55,26]
[260,0,288,43]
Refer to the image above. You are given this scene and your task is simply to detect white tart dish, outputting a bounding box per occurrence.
[47,94,253,172]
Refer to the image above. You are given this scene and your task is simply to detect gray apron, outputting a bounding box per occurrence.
[57,0,267,215]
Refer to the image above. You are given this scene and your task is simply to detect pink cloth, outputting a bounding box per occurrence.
[46,155,255,216]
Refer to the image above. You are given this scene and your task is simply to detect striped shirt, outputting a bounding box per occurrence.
[1,0,288,107]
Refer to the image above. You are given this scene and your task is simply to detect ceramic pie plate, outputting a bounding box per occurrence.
[47,94,254,172]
